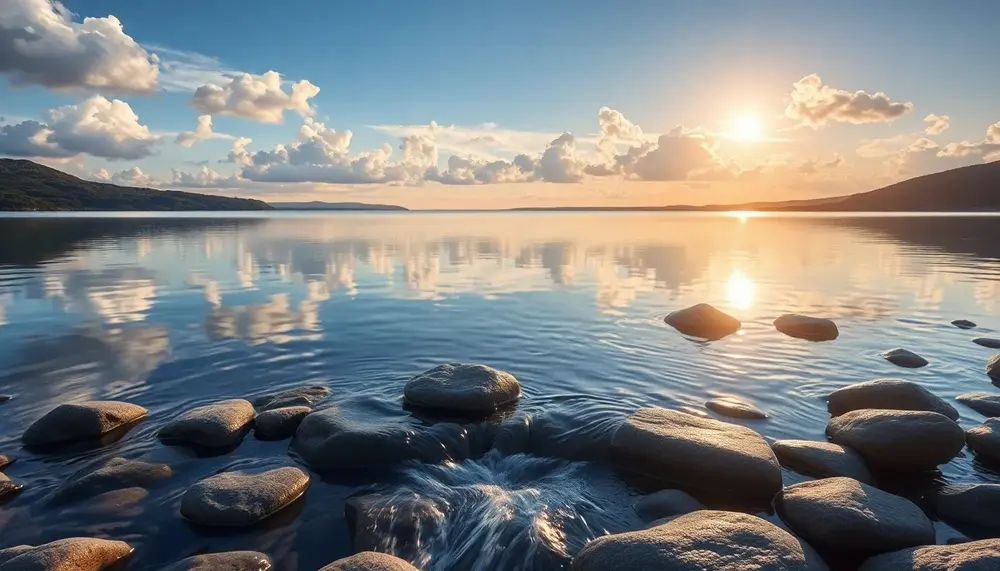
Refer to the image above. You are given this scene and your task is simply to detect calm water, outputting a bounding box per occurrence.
[0,213,999,570]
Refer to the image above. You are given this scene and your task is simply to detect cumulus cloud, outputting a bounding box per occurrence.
[937,121,1000,161]
[631,132,723,181]
[175,115,230,148]
[170,165,241,188]
[191,71,320,123]
[0,0,158,92]
[924,114,950,135]
[785,74,913,128]
[597,106,644,156]
[222,136,254,166]
[94,166,157,187]
[887,138,940,175]
[371,121,563,161]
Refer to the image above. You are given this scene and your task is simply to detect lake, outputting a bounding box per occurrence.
[0,212,999,570]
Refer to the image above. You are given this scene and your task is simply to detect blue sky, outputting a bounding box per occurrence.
[1,0,998,207]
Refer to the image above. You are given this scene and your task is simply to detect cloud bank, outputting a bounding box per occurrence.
[785,74,913,128]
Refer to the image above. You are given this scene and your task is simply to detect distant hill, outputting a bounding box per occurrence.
[272,201,408,211]
[0,159,271,211]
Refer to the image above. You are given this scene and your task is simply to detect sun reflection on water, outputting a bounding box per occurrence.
[725,269,755,310]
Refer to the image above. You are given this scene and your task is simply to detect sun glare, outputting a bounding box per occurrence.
[731,115,763,142]
[725,270,755,310]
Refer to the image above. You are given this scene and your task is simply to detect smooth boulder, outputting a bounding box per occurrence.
[973,337,1000,349]
[827,379,958,420]
[50,457,172,504]
[827,409,965,472]
[253,385,330,412]
[664,303,741,340]
[633,489,704,522]
[159,551,271,571]
[0,538,133,571]
[158,399,255,448]
[180,466,309,527]
[318,552,419,571]
[0,473,23,501]
[705,396,767,419]
[881,348,928,368]
[987,354,1000,381]
[771,440,874,484]
[928,484,1000,538]
[22,401,147,447]
[0,455,13,470]
[404,363,521,412]
[610,407,781,500]
[952,319,977,329]
[774,314,839,341]
[572,510,828,571]
[858,539,1000,571]
[777,477,934,556]
[254,406,310,440]
[345,493,445,557]
[956,393,1000,417]
[967,418,1000,464]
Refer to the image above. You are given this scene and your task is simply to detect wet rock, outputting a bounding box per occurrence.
[318,552,419,571]
[254,406,310,440]
[774,314,839,341]
[858,539,1000,571]
[50,457,172,505]
[956,393,1000,417]
[0,473,23,502]
[0,538,133,570]
[881,348,928,368]
[928,483,1000,538]
[633,489,704,522]
[0,455,13,470]
[159,551,272,571]
[664,303,741,341]
[345,493,444,558]
[828,378,958,420]
[952,319,977,329]
[967,418,1000,465]
[404,363,521,412]
[180,466,309,527]
[158,399,255,449]
[973,337,1000,349]
[777,477,934,557]
[610,407,781,500]
[705,396,767,419]
[253,385,330,412]
[771,440,875,484]
[987,354,1000,381]
[826,409,965,472]
[572,510,828,571]
[0,395,11,403]
[22,401,147,447]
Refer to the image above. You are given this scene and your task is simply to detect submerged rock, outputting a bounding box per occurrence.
[158,399,255,449]
[0,538,133,570]
[770,440,874,484]
[827,378,958,420]
[987,354,1000,381]
[318,552,419,571]
[705,396,767,419]
[956,393,1000,417]
[928,483,1000,538]
[572,510,828,571]
[774,314,839,341]
[664,303,741,341]
[159,551,272,571]
[826,409,965,472]
[404,363,521,412]
[633,489,705,522]
[0,473,23,501]
[22,401,147,447]
[253,385,331,412]
[967,418,1000,465]
[50,457,172,505]
[345,493,445,558]
[254,406,310,440]
[952,319,978,329]
[0,395,11,403]
[610,407,781,500]
[180,466,309,527]
[777,477,934,557]
[973,337,1000,349]
[858,539,1000,571]
[0,455,13,470]
[881,348,929,368]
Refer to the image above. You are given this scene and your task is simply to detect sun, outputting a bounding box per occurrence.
[731,114,763,142]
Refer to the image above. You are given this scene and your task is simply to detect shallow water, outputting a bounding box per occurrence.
[0,213,999,569]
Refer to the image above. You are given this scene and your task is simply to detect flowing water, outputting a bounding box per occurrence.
[0,213,999,570]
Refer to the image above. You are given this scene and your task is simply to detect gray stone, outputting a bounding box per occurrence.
[572,510,828,571]
[881,348,928,368]
[318,552,419,571]
[774,314,839,341]
[705,396,767,419]
[771,440,875,484]
[826,409,965,472]
[254,406,310,440]
[158,399,255,448]
[0,538,133,571]
[610,407,781,500]
[632,490,704,522]
[159,551,272,571]
[828,379,959,420]
[928,484,1000,538]
[664,303,741,341]
[956,393,1000,417]
[777,477,934,556]
[50,457,172,504]
[952,319,977,329]
[0,395,11,403]
[967,418,1000,465]
[404,363,521,412]
[988,354,1000,381]
[973,338,1000,349]
[345,493,445,557]
[180,466,309,527]
[0,455,13,470]
[22,401,147,447]
[253,385,330,412]
[0,473,23,501]
[858,539,1000,571]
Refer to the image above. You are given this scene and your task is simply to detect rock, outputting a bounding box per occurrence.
[610,407,781,500]
[928,484,1000,538]
[404,363,521,412]
[0,538,133,571]
[318,552,419,571]
[967,418,1000,465]
[0,455,13,470]
[159,551,272,571]
[956,393,1000,417]
[771,440,875,484]
[777,477,934,557]
[828,378,958,420]
[180,466,309,527]
[158,399,255,449]
[253,385,330,412]
[0,395,11,403]
[973,337,1000,349]
[952,319,977,329]
[0,473,23,501]
[827,409,965,472]
[22,401,147,447]
[254,406,310,440]
[664,303,741,341]
[987,354,1000,381]
[881,348,928,368]
[774,314,839,341]
[858,539,1000,571]
[572,510,828,571]
[632,490,704,522]
[50,457,172,505]
[345,493,445,557]
[705,396,767,419]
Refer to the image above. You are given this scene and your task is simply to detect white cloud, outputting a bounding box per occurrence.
[170,165,241,188]
[94,166,157,187]
[887,138,940,175]
[936,121,1000,161]
[222,136,254,166]
[147,44,239,93]
[370,121,563,161]
[630,132,725,181]
[924,114,950,135]
[856,133,919,158]
[0,0,158,92]
[175,115,230,148]
[191,71,320,123]
[785,74,913,128]
[597,106,644,156]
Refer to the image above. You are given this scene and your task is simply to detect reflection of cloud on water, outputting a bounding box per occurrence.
[206,293,322,345]
[0,293,10,327]
[28,268,159,323]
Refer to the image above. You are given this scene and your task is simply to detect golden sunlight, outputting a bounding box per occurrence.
[725,269,755,309]
[731,114,763,142]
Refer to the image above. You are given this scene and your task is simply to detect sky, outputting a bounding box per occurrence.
[1,0,998,209]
